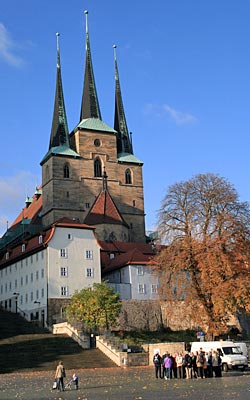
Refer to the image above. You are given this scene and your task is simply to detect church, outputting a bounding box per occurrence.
[0,11,158,327]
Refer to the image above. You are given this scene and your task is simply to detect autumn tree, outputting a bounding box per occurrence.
[66,282,121,332]
[156,173,250,336]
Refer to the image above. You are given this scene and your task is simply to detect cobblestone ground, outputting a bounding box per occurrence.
[0,367,250,400]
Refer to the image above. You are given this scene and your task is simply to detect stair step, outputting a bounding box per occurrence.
[0,309,117,373]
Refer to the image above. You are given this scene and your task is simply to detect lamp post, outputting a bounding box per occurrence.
[13,292,19,313]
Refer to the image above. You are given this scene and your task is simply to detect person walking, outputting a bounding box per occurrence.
[55,361,66,391]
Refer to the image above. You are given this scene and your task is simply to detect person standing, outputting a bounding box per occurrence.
[164,353,172,380]
[153,351,162,379]
[196,349,205,379]
[176,352,184,379]
[55,360,66,391]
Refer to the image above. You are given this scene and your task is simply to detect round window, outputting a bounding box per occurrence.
[94,139,101,147]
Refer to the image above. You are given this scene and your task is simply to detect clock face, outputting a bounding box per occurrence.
[94,139,101,147]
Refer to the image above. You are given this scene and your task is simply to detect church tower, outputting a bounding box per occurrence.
[41,11,146,243]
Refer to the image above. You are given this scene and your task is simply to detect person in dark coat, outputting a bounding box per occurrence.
[153,351,162,379]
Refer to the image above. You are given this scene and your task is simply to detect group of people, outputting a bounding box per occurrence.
[54,361,79,391]
[153,348,222,380]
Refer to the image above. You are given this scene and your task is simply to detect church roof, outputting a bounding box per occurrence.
[40,145,80,165]
[74,118,116,134]
[113,45,133,155]
[117,152,143,165]
[41,33,79,166]
[49,33,69,150]
[84,188,128,227]
[80,11,102,121]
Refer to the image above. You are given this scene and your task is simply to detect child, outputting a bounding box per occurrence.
[73,373,78,390]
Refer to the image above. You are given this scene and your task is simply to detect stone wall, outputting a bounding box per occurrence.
[118,300,163,331]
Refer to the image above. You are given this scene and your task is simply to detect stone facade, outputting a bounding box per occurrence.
[42,127,146,242]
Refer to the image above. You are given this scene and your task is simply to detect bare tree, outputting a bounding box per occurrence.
[156,173,250,336]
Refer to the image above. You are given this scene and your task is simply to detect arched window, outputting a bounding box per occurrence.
[94,157,102,177]
[64,163,69,179]
[125,169,132,184]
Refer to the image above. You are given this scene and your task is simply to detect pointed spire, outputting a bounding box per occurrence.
[113,45,133,155]
[49,33,69,149]
[80,10,102,121]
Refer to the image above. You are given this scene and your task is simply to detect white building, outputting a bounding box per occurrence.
[0,218,101,326]
[100,241,159,300]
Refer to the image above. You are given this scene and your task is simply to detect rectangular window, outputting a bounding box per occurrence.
[30,255,33,264]
[21,277,23,286]
[20,295,23,305]
[138,284,145,294]
[41,251,44,259]
[25,275,28,284]
[85,250,93,260]
[36,253,39,262]
[26,258,28,266]
[15,279,17,289]
[25,293,28,303]
[36,290,39,300]
[60,249,68,258]
[30,292,33,301]
[137,266,144,276]
[60,267,68,277]
[85,202,90,209]
[41,269,44,279]
[61,286,69,296]
[41,288,44,298]
[30,273,33,283]
[36,271,39,280]
[86,267,94,278]
[9,282,12,291]
[151,284,158,294]
[67,233,72,240]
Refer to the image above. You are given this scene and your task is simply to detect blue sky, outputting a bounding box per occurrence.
[0,0,250,236]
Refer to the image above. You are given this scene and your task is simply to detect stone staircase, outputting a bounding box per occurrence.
[0,309,117,373]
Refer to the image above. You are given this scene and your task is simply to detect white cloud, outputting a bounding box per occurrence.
[0,170,40,237]
[0,23,25,67]
[144,103,198,125]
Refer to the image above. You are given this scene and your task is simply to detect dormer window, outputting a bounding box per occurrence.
[38,235,43,244]
[6,252,9,260]
[110,253,115,260]
[21,244,26,252]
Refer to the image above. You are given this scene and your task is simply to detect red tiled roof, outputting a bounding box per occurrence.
[10,194,42,228]
[84,190,128,226]
[100,241,156,272]
[99,240,155,254]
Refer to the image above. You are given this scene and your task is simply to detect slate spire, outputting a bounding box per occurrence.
[113,45,133,155]
[49,33,69,149]
[80,10,102,121]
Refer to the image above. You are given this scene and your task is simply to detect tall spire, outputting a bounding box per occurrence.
[80,10,102,121]
[113,45,133,155]
[49,33,69,149]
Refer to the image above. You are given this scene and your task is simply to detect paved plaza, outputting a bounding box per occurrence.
[0,367,250,400]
